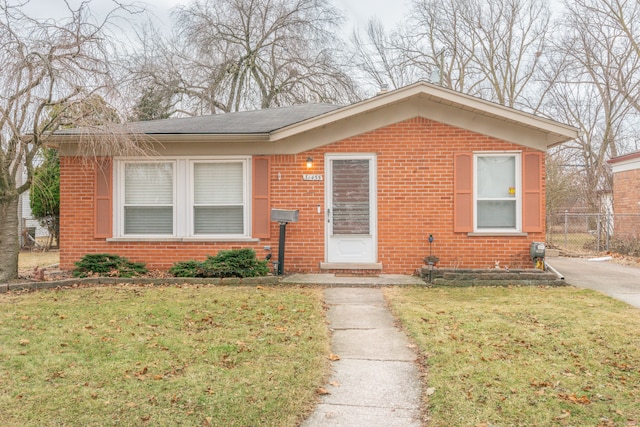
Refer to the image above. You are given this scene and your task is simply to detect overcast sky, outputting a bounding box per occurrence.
[16,0,409,33]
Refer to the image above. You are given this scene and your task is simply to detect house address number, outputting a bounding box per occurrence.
[303,174,323,181]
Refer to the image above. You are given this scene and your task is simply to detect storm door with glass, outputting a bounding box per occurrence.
[325,154,377,263]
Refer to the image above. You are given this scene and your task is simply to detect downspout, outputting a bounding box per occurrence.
[545,262,565,281]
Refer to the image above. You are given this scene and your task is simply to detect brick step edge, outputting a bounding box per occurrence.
[428,278,567,287]
[419,267,566,286]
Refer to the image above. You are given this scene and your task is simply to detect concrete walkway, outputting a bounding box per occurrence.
[302,288,423,427]
[547,256,640,309]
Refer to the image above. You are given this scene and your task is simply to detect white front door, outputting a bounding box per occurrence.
[325,154,377,263]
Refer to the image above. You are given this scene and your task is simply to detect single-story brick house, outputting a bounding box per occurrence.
[52,82,578,274]
[608,150,640,239]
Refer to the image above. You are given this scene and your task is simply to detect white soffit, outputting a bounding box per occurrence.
[271,82,579,151]
[610,155,640,173]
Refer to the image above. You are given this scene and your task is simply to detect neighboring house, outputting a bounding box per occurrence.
[51,82,578,274]
[17,165,50,248]
[608,150,640,239]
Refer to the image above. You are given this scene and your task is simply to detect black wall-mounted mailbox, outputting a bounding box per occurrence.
[271,209,299,223]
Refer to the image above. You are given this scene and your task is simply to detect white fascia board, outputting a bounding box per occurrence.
[270,81,579,147]
[611,157,640,173]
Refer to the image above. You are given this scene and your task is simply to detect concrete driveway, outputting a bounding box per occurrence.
[547,257,640,308]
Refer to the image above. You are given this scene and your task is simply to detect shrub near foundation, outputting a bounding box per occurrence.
[170,249,269,278]
[73,254,147,278]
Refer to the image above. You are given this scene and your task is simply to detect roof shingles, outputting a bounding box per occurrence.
[57,103,341,135]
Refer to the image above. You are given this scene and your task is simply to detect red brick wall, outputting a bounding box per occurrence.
[60,117,546,274]
[612,168,640,239]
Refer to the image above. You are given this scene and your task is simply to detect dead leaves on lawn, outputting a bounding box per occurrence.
[123,362,188,382]
[2,287,327,427]
[558,393,591,405]
[554,410,571,421]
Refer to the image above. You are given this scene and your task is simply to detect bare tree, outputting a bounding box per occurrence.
[128,0,359,115]
[577,0,640,116]
[541,0,639,212]
[350,20,427,93]
[405,0,551,110]
[351,0,551,107]
[0,1,141,282]
[403,0,482,93]
[545,150,583,214]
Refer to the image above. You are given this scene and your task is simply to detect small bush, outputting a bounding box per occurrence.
[73,254,148,278]
[169,249,269,278]
[167,260,203,278]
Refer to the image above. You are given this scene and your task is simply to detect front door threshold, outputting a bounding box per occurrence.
[320,262,383,270]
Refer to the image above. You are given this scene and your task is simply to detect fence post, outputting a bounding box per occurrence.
[564,210,568,247]
[605,212,611,251]
[596,213,601,252]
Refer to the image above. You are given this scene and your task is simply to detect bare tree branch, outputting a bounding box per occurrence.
[542,0,640,212]
[0,0,145,281]
[126,0,359,117]
[407,0,550,110]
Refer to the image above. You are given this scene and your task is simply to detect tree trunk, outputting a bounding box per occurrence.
[0,196,20,282]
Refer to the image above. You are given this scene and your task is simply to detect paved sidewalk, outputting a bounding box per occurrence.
[302,288,423,427]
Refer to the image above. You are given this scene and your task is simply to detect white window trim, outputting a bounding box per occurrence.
[473,152,522,233]
[112,156,251,240]
[188,159,250,239]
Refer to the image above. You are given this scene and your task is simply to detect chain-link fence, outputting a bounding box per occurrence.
[546,212,640,256]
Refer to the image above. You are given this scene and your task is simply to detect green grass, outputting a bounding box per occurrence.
[385,286,640,427]
[0,285,329,427]
[5,282,640,426]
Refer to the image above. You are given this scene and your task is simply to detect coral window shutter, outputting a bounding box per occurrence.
[252,156,271,238]
[454,153,473,232]
[522,152,543,232]
[94,158,113,238]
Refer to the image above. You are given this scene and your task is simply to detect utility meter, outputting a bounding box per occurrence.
[530,242,546,260]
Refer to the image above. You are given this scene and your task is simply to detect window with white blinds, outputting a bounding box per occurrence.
[124,162,174,234]
[117,158,249,238]
[193,162,244,234]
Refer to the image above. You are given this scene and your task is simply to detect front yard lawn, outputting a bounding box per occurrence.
[0,285,328,427]
[385,286,640,427]
[3,283,639,427]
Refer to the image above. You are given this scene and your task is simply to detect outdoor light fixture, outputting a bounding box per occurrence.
[306,157,313,168]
